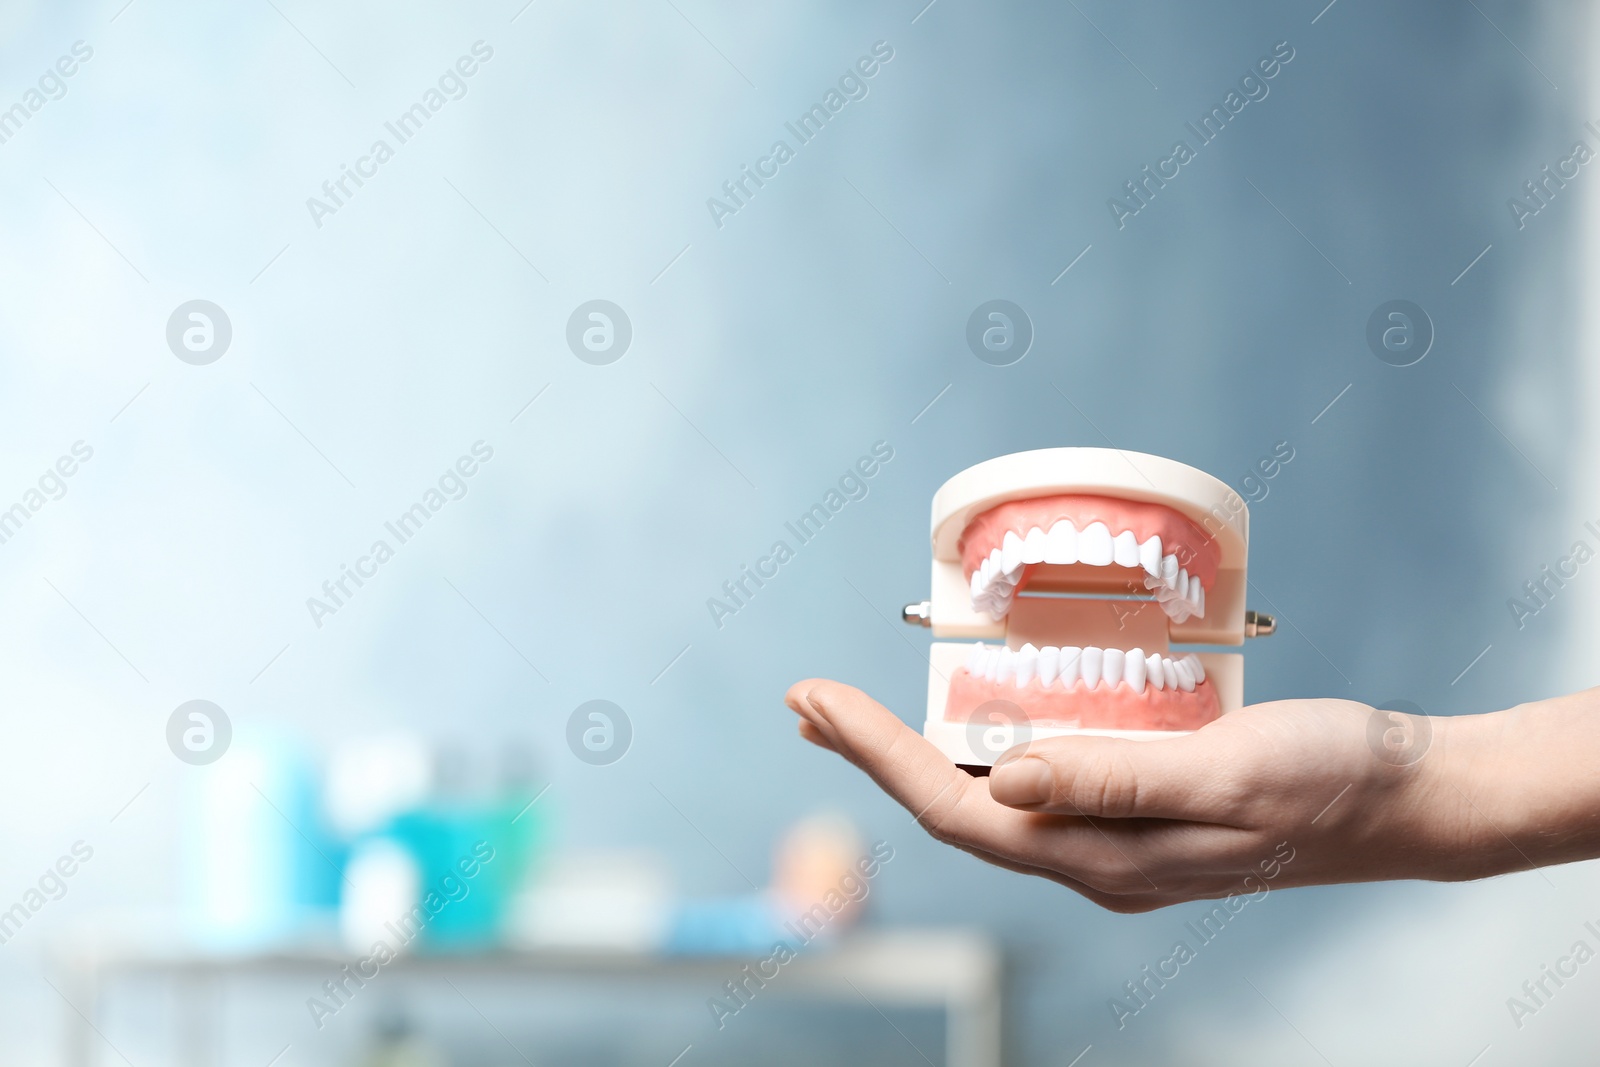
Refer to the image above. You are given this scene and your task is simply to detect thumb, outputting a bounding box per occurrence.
[987,732,1242,822]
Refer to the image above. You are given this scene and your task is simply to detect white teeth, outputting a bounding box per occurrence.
[968,525,1204,622]
[1146,653,1165,689]
[964,644,1205,696]
[1160,568,1192,622]
[1059,646,1081,686]
[1024,526,1048,561]
[1139,536,1162,578]
[1124,649,1147,692]
[1038,645,1060,686]
[1079,522,1113,566]
[1173,658,1195,691]
[973,545,1022,619]
[1140,557,1207,624]
[1102,648,1125,684]
[1112,530,1139,568]
[1044,520,1078,564]
[1001,531,1025,574]
[1014,643,1038,687]
[1081,646,1103,687]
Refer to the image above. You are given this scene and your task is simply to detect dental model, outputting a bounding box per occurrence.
[903,448,1274,772]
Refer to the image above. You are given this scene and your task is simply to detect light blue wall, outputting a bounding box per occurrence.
[0,1,1587,1063]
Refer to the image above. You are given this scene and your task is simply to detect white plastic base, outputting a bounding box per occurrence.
[922,717,1192,768]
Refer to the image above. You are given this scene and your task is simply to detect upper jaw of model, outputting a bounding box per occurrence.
[959,493,1218,624]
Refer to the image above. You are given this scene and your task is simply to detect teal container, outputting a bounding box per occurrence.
[382,792,545,950]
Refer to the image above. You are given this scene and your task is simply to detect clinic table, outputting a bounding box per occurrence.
[54,927,1003,1067]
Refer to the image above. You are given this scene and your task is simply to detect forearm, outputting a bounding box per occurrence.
[1428,688,1600,878]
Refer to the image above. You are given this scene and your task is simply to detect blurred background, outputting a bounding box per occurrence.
[0,0,1595,1063]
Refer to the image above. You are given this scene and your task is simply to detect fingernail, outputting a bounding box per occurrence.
[989,757,1052,806]
[784,689,822,726]
[991,748,1027,770]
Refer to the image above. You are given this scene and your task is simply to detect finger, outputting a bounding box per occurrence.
[797,718,837,752]
[786,681,848,751]
[988,729,1251,823]
[788,679,1076,860]
[784,679,1178,895]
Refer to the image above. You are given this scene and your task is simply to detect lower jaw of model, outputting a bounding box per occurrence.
[945,492,1221,732]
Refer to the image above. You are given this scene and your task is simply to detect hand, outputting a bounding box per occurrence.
[783,678,1594,912]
